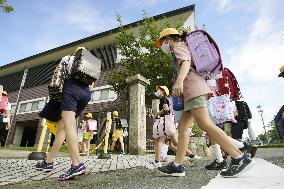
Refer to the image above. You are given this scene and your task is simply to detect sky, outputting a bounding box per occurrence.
[1,0,284,138]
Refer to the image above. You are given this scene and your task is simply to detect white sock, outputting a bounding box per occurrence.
[173,162,180,167]
[230,138,244,149]
[211,144,223,163]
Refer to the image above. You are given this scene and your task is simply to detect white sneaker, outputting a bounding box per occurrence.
[188,155,201,162]
[146,161,162,169]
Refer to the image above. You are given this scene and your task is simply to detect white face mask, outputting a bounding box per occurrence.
[154,91,162,97]
[161,40,171,54]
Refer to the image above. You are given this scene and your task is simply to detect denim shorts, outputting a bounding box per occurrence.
[40,79,91,122]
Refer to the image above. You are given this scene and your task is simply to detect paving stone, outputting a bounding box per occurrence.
[0,154,156,186]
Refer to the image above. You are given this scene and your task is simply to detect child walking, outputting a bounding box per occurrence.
[155,28,255,177]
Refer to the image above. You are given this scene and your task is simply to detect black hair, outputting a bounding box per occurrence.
[169,31,188,42]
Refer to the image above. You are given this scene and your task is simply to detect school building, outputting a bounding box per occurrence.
[0,5,195,147]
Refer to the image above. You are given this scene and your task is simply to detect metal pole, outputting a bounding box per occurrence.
[5,69,28,147]
[257,105,269,144]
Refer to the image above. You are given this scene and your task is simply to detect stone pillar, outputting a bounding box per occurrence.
[126,74,150,155]
[152,99,160,114]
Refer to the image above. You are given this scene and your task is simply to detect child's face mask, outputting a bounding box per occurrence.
[154,91,162,97]
[161,40,171,54]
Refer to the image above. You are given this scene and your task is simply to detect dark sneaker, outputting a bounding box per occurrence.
[220,154,255,178]
[240,142,257,158]
[157,162,185,177]
[35,159,54,172]
[58,163,86,181]
[205,160,227,170]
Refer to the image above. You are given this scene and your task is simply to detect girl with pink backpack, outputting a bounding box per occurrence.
[155,28,254,177]
[150,85,199,169]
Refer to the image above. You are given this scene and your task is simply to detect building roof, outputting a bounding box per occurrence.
[0,5,195,77]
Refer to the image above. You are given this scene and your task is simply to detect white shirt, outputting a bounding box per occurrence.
[6,102,11,111]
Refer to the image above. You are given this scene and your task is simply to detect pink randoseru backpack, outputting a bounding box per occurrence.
[0,96,9,114]
[87,120,97,131]
[186,30,223,80]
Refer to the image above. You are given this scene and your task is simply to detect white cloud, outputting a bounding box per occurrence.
[46,1,115,33]
[226,0,284,137]
[215,0,234,13]
[30,0,117,53]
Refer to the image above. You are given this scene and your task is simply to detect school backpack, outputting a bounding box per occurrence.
[0,96,9,114]
[274,105,284,139]
[48,56,69,101]
[152,97,176,139]
[216,68,242,100]
[113,117,123,129]
[86,120,97,131]
[71,48,102,86]
[207,94,237,125]
[235,101,252,120]
[186,30,223,80]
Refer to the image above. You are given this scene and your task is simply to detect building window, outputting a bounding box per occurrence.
[17,97,46,114]
[31,101,39,111]
[101,89,109,100]
[38,100,45,110]
[92,90,101,101]
[19,103,27,113]
[89,86,118,103]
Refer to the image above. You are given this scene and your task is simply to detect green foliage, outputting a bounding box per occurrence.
[108,11,190,105]
[267,120,281,143]
[258,133,268,143]
[191,122,203,137]
[0,0,14,13]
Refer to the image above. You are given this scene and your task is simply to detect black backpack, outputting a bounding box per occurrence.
[113,118,122,129]
[235,101,252,120]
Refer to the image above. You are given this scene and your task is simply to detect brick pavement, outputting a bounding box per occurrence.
[0,154,168,186]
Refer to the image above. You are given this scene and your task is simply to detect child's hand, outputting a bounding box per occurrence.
[172,81,183,96]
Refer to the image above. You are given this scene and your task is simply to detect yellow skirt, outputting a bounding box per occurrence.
[83,132,94,140]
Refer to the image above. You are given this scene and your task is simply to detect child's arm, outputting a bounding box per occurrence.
[172,60,191,96]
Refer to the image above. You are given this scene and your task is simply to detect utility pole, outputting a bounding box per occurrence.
[5,69,28,147]
[256,105,269,144]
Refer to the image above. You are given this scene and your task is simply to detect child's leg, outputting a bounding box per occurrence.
[83,139,87,153]
[154,138,164,161]
[62,111,81,166]
[170,134,194,156]
[119,137,125,153]
[175,111,194,164]
[87,140,91,153]
[110,138,117,151]
[191,108,241,158]
[45,119,65,163]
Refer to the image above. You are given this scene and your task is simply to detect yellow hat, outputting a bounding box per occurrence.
[113,111,118,117]
[156,85,169,96]
[278,65,284,77]
[85,112,93,118]
[75,46,87,53]
[2,91,7,96]
[156,28,180,48]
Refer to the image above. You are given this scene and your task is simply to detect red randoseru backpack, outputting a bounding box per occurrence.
[216,68,242,100]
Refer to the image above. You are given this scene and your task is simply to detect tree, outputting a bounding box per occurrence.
[108,12,190,106]
[258,133,268,143]
[267,120,281,143]
[0,0,14,13]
